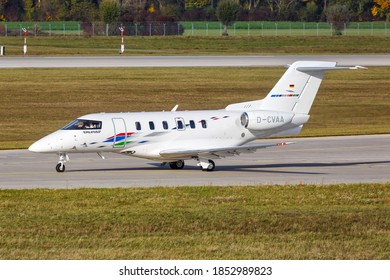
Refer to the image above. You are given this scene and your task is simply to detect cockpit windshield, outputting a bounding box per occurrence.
[62,119,102,130]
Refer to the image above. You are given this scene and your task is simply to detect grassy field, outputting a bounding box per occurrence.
[0,66,389,150]
[1,36,390,55]
[0,184,389,259]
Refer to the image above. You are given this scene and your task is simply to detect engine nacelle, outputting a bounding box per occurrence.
[240,110,295,131]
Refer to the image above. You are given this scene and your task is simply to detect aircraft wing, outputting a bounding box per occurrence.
[159,141,292,159]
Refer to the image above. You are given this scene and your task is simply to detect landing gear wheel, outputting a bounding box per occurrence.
[207,160,215,171]
[56,163,65,173]
[169,160,185,170]
[201,160,215,172]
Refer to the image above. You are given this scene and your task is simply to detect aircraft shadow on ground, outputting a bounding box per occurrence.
[66,160,390,175]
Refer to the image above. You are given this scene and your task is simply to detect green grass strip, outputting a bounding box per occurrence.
[1,36,390,56]
[0,184,389,259]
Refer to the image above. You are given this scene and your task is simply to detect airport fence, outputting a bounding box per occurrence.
[0,21,184,36]
[0,21,389,37]
[181,21,390,36]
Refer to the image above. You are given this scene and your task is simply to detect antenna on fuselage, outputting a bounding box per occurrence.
[171,104,179,111]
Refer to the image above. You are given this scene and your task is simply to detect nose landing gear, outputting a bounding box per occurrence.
[56,162,65,172]
[56,153,69,173]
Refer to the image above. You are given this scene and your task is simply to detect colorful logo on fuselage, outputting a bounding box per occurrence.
[104,132,134,147]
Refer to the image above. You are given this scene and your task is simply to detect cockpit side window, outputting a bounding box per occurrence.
[62,119,102,130]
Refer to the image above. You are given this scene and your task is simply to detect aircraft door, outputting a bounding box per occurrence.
[112,118,127,148]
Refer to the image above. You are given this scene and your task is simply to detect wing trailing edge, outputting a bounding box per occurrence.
[159,141,293,159]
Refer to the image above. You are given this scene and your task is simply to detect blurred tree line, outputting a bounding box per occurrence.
[0,0,388,23]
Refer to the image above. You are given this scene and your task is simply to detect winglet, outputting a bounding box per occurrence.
[171,104,179,112]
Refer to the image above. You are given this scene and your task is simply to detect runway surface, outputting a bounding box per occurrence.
[1,54,390,68]
[1,135,389,189]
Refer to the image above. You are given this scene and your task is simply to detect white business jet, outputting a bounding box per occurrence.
[29,61,363,172]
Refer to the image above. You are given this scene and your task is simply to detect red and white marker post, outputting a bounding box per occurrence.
[119,26,125,54]
[22,28,27,55]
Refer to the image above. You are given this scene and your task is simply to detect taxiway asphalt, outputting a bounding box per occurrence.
[1,54,390,68]
[1,135,389,189]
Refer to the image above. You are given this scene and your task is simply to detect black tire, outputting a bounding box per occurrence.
[207,160,215,171]
[56,163,65,173]
[169,160,185,170]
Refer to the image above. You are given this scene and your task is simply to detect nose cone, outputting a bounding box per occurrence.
[29,129,81,153]
[29,130,67,153]
[29,139,50,153]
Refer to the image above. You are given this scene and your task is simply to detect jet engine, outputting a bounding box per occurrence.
[240,110,295,131]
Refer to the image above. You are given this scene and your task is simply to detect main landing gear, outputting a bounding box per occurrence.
[168,159,216,171]
[197,159,215,172]
[169,160,185,169]
[56,153,69,173]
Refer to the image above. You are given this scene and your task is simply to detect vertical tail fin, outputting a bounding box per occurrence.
[226,61,364,113]
[259,61,364,114]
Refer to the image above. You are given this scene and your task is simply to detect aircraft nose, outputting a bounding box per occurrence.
[29,131,75,153]
[28,139,50,153]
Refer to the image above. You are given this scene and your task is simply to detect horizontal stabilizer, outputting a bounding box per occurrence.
[296,65,367,72]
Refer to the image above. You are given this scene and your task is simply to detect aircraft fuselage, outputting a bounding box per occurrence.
[29,109,296,161]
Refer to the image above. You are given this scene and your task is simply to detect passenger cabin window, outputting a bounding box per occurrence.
[62,119,102,130]
[177,120,184,130]
[135,121,141,131]
[162,121,168,130]
[189,120,195,129]
[175,117,186,131]
[149,121,155,130]
[200,120,207,128]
